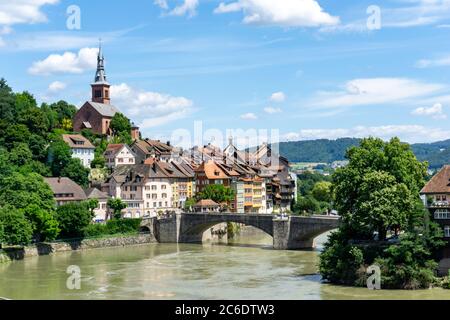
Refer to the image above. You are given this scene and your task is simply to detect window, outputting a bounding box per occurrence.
[105,90,109,98]
[153,202,157,208]
[445,226,450,238]
[162,193,167,199]
[162,185,167,190]
[118,158,124,163]
[95,90,102,98]
[152,194,157,199]
[152,185,157,190]
[434,209,450,219]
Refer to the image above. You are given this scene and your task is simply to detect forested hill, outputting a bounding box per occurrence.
[275,138,450,169]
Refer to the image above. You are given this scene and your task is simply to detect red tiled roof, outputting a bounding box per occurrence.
[421,165,450,194]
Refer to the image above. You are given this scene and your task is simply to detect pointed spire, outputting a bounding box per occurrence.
[94,38,108,84]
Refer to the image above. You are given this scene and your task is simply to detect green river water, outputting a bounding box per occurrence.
[0,230,449,300]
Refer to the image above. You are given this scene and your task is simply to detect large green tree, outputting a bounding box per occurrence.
[320,137,444,289]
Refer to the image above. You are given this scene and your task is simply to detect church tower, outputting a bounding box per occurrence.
[91,41,111,104]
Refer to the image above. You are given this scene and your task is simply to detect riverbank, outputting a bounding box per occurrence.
[0,233,157,263]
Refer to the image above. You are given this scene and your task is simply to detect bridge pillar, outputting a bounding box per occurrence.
[154,214,181,243]
[272,218,290,250]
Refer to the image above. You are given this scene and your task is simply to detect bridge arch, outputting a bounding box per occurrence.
[178,213,274,244]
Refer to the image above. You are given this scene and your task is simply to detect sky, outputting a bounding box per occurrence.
[1,0,450,149]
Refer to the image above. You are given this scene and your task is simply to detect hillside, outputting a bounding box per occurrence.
[276,138,450,169]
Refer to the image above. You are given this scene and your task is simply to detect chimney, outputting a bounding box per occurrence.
[167,141,171,146]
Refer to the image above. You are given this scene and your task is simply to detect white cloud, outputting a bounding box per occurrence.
[240,112,258,120]
[264,107,282,114]
[28,47,98,75]
[110,83,194,128]
[214,0,339,27]
[270,91,286,103]
[48,81,66,92]
[283,125,450,144]
[415,55,450,68]
[412,103,447,119]
[0,0,59,25]
[155,0,199,17]
[312,78,444,108]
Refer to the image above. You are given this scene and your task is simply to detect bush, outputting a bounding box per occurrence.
[83,223,108,237]
[83,218,142,237]
[105,218,142,234]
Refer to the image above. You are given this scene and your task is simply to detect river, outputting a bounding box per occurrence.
[0,230,449,300]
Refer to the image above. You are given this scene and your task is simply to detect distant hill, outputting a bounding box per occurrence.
[274,138,450,169]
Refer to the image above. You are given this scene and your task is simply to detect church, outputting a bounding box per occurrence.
[73,44,140,140]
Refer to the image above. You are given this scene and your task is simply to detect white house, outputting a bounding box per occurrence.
[104,144,136,169]
[62,134,95,168]
[85,188,110,222]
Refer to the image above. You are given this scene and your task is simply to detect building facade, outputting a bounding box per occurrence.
[62,134,95,168]
[104,144,136,169]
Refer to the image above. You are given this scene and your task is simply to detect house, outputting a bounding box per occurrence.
[131,139,173,163]
[72,44,139,137]
[85,188,110,222]
[194,160,233,194]
[62,134,95,168]
[45,177,87,206]
[420,165,450,239]
[194,199,221,213]
[420,165,450,276]
[103,160,193,218]
[104,144,136,169]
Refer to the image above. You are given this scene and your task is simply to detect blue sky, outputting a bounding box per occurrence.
[1,0,450,147]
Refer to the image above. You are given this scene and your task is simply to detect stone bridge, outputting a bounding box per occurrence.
[141,213,340,250]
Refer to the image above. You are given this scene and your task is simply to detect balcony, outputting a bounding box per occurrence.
[429,201,450,208]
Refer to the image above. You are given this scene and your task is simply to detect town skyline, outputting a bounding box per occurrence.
[1,0,450,144]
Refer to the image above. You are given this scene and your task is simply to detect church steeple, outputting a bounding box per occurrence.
[91,39,111,104]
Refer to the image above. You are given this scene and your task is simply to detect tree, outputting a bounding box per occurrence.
[184,197,196,211]
[332,137,428,240]
[0,78,15,124]
[25,204,60,242]
[87,199,99,215]
[293,195,320,215]
[60,158,90,188]
[198,184,235,204]
[0,207,33,246]
[4,124,31,150]
[320,137,444,288]
[56,202,94,238]
[61,118,73,131]
[47,139,72,175]
[110,113,132,144]
[0,172,56,212]
[311,181,333,203]
[107,198,127,220]
[9,143,33,167]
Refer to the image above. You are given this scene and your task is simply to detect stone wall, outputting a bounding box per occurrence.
[0,234,157,263]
